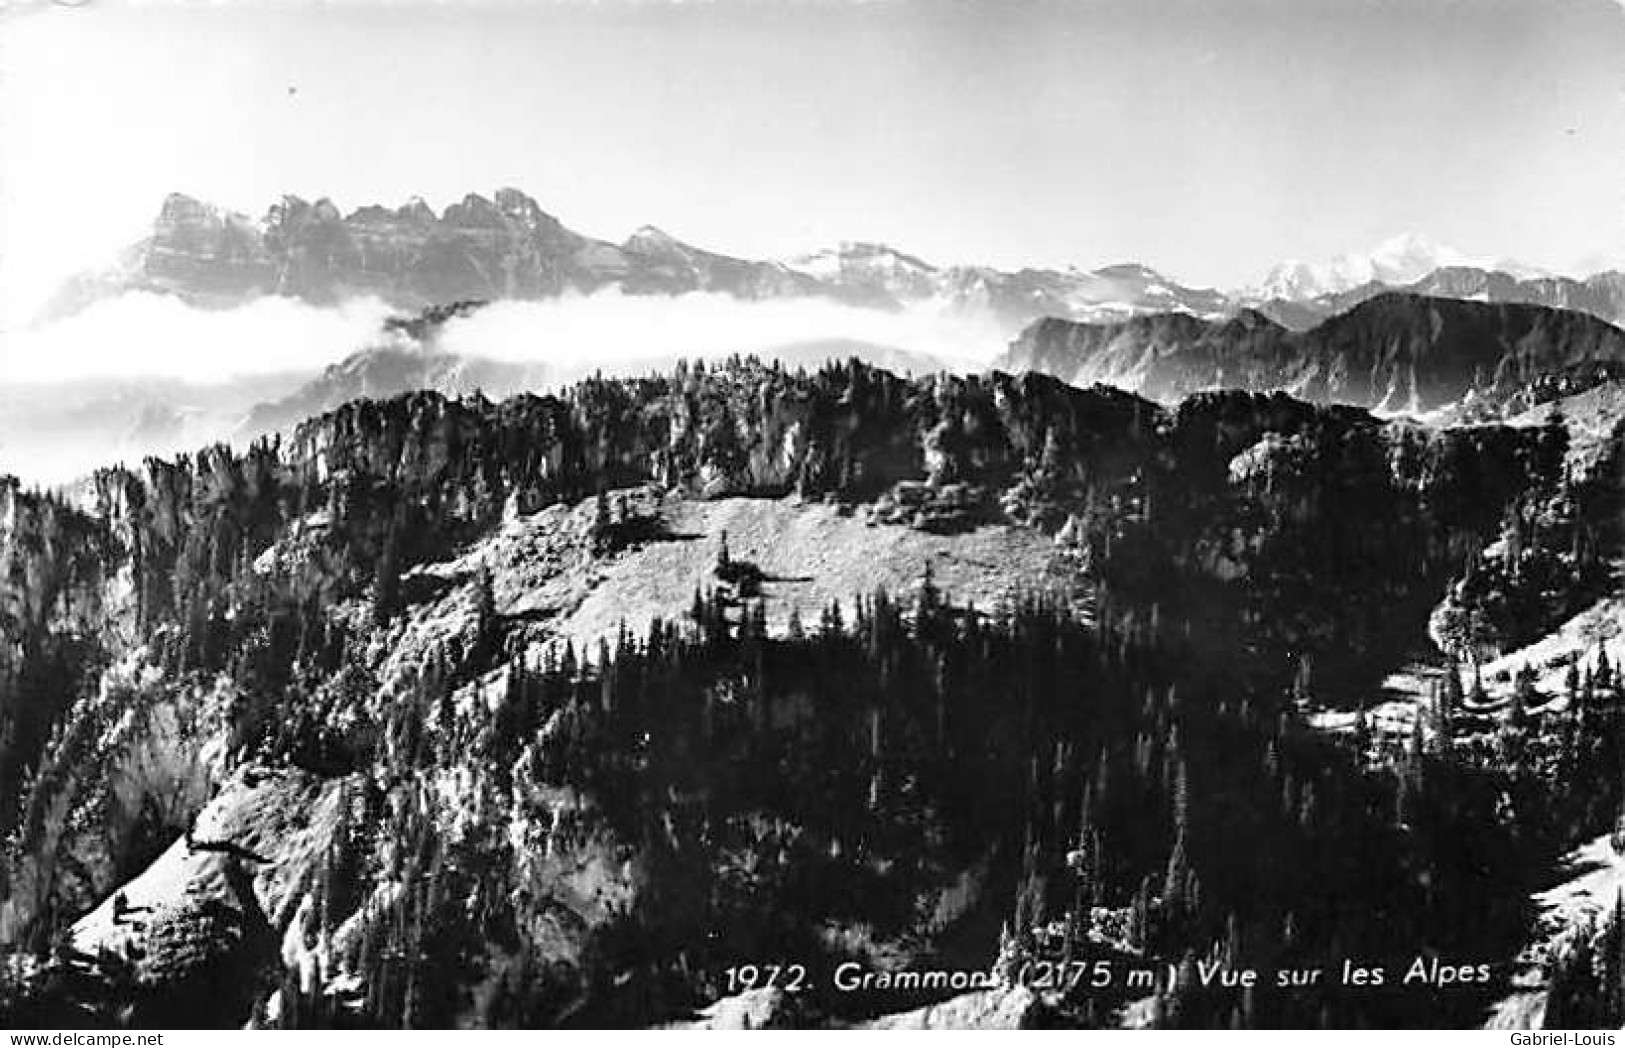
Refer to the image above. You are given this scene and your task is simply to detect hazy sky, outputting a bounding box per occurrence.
[1,0,1622,321]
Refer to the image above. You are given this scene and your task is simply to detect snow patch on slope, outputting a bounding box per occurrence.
[1487,833,1625,1029]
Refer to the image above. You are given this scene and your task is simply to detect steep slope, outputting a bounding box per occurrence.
[1303,294,1625,411]
[43,191,843,321]
[1485,832,1625,1030]
[998,309,1296,402]
[1,360,1619,1029]
[1000,294,1625,414]
[620,226,822,299]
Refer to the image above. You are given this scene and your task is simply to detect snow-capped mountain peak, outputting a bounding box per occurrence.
[784,241,939,282]
[1256,233,1474,300]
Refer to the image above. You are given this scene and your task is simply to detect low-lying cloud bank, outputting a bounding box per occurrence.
[1,288,1008,387]
[433,291,1004,374]
[0,293,397,385]
[0,288,1013,485]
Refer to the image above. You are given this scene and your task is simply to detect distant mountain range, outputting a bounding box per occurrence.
[1247,266,1625,333]
[1250,232,1546,300]
[48,189,1624,332]
[39,190,1222,330]
[13,188,1624,485]
[998,292,1625,416]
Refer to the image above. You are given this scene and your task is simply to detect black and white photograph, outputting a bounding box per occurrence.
[0,0,1623,1032]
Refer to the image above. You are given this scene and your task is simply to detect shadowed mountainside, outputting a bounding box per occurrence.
[1000,293,1625,415]
[0,357,1619,1029]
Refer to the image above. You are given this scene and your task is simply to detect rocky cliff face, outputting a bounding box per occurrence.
[1000,293,1625,415]
[44,190,835,319]
[41,191,1231,331]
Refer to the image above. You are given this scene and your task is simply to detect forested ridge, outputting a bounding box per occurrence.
[0,357,1620,1028]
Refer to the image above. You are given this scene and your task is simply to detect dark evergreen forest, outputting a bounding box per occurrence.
[0,358,1620,1028]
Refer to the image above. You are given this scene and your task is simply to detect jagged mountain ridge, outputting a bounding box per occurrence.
[1000,292,1625,414]
[44,190,829,319]
[1250,232,1556,301]
[1253,233,1470,300]
[40,191,1234,330]
[40,192,1625,333]
[1251,267,1625,331]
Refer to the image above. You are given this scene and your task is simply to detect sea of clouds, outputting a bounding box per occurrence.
[0,288,1010,484]
[431,290,1001,374]
[0,288,1005,386]
[0,292,397,385]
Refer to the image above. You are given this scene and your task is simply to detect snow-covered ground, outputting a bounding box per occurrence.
[1313,596,1623,747]
[1306,665,1431,742]
[1301,598,1625,1029]
[859,986,1037,1030]
[1487,832,1625,1029]
[1478,596,1623,709]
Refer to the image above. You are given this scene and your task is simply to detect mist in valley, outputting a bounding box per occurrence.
[0,289,1007,485]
